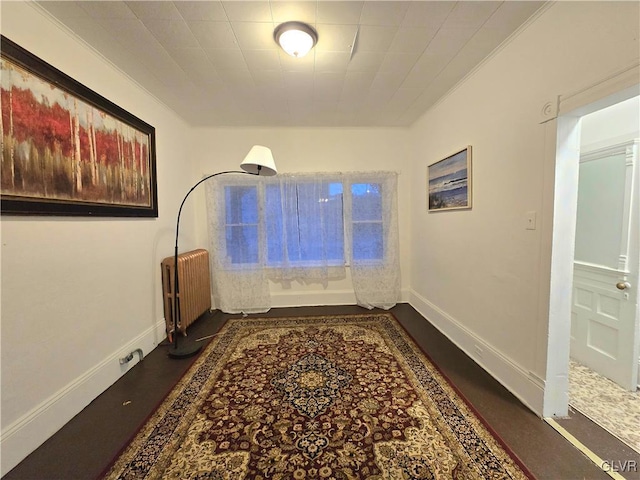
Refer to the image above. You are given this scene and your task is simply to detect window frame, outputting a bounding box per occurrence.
[344,180,385,267]
[218,174,388,269]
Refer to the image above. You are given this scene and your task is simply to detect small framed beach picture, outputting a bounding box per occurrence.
[428,146,472,212]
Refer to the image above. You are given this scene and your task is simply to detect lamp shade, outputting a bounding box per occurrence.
[240,145,278,176]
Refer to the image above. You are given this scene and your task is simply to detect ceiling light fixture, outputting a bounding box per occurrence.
[274,21,318,58]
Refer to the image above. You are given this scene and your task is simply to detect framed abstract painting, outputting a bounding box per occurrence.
[0,35,158,217]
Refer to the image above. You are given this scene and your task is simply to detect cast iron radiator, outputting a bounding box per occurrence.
[161,248,211,337]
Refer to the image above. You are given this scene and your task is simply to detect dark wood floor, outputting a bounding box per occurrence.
[3,304,636,480]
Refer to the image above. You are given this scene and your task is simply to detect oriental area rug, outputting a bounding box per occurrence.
[103,314,532,479]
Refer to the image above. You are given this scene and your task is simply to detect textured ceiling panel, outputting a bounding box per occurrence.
[35,0,545,127]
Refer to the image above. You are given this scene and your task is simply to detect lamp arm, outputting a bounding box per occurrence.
[174,170,250,249]
[170,169,258,354]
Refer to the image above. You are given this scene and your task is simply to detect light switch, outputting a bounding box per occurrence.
[526,211,537,230]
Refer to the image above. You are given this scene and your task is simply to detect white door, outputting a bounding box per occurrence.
[570,140,639,390]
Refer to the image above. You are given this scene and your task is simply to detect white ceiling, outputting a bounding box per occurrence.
[36,1,545,127]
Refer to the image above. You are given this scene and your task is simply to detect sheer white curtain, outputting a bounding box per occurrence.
[205,175,270,314]
[344,171,400,309]
[205,171,400,313]
[266,173,346,285]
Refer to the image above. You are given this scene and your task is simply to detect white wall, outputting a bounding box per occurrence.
[0,3,200,474]
[408,1,640,415]
[581,96,640,151]
[189,127,412,306]
[574,151,628,268]
[1,0,638,472]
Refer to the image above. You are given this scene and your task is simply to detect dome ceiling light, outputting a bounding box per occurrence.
[274,21,318,58]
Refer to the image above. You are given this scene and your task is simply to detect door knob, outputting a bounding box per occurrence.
[616,281,631,290]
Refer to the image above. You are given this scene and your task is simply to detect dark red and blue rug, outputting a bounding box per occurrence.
[103,313,531,479]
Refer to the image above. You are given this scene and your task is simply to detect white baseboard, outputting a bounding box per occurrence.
[409,290,545,416]
[270,288,411,308]
[0,319,167,477]
[4,290,532,476]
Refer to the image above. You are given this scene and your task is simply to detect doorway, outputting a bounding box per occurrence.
[567,97,640,451]
[544,75,640,419]
[571,97,640,391]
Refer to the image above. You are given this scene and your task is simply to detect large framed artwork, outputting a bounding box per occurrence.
[428,146,472,212]
[0,35,158,217]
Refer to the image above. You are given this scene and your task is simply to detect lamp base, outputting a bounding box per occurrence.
[167,343,202,359]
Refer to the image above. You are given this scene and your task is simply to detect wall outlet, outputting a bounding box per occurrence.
[119,353,133,365]
[525,211,537,230]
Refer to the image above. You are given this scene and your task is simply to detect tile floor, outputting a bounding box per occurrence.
[569,359,640,453]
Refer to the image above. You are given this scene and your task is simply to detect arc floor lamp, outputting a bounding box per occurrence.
[169,145,278,359]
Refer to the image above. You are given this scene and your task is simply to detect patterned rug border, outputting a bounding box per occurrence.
[99,312,535,479]
[383,312,535,479]
[96,337,206,480]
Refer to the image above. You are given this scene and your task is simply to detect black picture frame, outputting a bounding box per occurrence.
[428,146,472,212]
[1,35,158,217]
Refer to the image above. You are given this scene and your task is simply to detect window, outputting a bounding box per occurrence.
[222,177,384,267]
[224,185,258,264]
[208,171,399,311]
[265,182,344,265]
[351,183,383,261]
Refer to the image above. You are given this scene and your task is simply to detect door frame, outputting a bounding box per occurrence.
[542,65,639,417]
